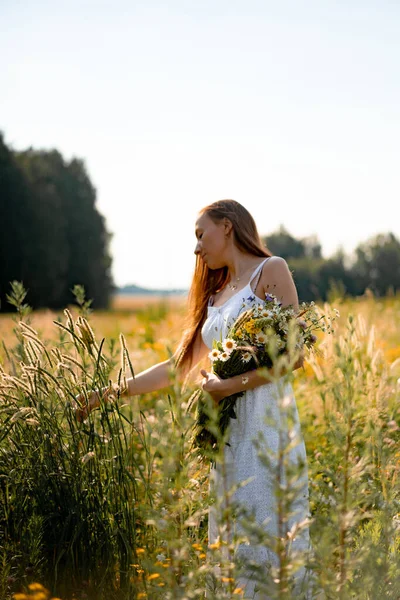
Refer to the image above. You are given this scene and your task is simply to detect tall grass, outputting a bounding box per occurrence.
[0,284,399,599]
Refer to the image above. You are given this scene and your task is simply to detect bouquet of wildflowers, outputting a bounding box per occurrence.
[188,293,337,459]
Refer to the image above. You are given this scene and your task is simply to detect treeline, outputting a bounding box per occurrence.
[1,132,399,311]
[0,133,113,312]
[264,226,400,302]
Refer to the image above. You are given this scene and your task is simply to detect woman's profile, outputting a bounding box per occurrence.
[76,199,312,598]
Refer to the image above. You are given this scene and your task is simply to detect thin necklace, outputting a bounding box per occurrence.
[227,279,240,291]
[227,263,259,292]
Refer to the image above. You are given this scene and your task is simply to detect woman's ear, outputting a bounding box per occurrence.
[223,218,233,237]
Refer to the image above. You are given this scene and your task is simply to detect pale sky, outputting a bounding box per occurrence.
[1,0,399,289]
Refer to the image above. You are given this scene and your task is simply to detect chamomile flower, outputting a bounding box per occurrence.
[269,334,285,350]
[241,351,252,362]
[208,349,221,362]
[255,332,268,344]
[219,351,230,362]
[276,337,285,350]
[222,338,237,353]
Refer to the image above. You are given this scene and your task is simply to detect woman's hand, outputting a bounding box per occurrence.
[74,389,102,422]
[200,369,227,404]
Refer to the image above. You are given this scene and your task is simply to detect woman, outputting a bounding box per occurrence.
[76,199,312,599]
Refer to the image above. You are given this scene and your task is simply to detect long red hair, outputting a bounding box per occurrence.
[175,199,272,375]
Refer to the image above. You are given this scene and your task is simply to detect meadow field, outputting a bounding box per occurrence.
[0,289,399,600]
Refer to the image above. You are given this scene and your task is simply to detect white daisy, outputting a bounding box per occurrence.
[219,351,230,362]
[241,351,252,362]
[208,349,221,362]
[276,338,285,350]
[270,334,285,351]
[222,338,237,353]
[255,332,268,344]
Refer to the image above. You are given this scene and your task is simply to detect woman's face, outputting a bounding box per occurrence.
[194,213,230,269]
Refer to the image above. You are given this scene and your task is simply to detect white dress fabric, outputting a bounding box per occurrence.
[201,257,312,599]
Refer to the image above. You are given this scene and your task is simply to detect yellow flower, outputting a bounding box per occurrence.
[233,587,244,595]
[192,543,203,551]
[147,573,161,580]
[244,320,260,335]
[136,548,145,554]
[221,576,235,582]
[152,342,165,351]
[28,584,47,592]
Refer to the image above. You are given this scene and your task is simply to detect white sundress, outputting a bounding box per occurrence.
[201,257,313,600]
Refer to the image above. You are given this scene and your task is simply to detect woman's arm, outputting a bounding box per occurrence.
[75,359,173,421]
[223,353,304,396]
[201,353,304,403]
[121,359,173,397]
[259,256,299,312]
[75,330,209,420]
[122,329,209,395]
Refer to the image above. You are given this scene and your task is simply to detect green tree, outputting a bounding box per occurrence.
[302,234,322,259]
[62,158,113,308]
[285,257,324,303]
[15,148,70,308]
[264,225,306,259]
[15,148,113,308]
[0,133,38,311]
[317,249,354,298]
[350,233,400,296]
[0,133,113,311]
[263,226,322,261]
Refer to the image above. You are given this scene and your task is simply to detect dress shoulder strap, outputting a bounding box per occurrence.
[249,256,273,291]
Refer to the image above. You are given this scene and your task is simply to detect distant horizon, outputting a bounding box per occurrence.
[116,282,188,293]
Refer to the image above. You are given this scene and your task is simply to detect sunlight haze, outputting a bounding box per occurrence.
[1,0,399,289]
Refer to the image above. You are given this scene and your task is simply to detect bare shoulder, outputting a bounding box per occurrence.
[261,256,292,282]
[264,255,290,273]
[259,256,298,309]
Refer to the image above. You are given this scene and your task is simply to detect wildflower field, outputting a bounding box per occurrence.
[0,285,399,600]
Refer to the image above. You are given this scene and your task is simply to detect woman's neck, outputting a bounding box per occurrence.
[226,255,265,286]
